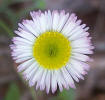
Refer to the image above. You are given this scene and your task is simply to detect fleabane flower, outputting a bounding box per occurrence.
[10,10,94,94]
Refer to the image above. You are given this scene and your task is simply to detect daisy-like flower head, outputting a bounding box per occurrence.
[10,10,94,94]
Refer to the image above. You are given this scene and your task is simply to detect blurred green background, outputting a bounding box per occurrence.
[0,0,105,100]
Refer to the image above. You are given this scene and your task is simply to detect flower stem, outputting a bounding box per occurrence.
[0,20,14,38]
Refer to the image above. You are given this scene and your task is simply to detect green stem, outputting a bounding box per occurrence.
[0,20,14,38]
[30,87,37,100]
[19,73,37,100]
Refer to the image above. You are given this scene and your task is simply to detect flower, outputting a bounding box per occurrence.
[10,10,94,93]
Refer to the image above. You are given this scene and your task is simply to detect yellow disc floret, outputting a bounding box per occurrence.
[33,31,71,70]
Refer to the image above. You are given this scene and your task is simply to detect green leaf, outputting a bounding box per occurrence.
[35,0,46,9]
[5,83,20,100]
[58,89,75,100]
[18,0,46,19]
[5,9,18,26]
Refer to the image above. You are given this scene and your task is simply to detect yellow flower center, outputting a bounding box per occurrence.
[33,31,71,70]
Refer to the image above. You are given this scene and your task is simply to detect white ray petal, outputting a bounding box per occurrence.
[66,66,79,82]
[29,67,44,87]
[12,37,33,45]
[47,10,53,30]
[13,45,32,51]
[51,70,57,93]
[61,67,75,88]
[39,69,47,90]
[68,26,83,39]
[18,23,29,32]
[71,43,93,49]
[69,59,85,74]
[13,40,33,46]
[36,70,45,90]
[28,66,40,86]
[81,24,86,28]
[71,53,90,62]
[52,10,60,31]
[80,61,90,71]
[15,56,32,63]
[61,13,77,36]
[72,48,93,54]
[13,52,32,60]
[12,48,32,54]
[54,70,63,92]
[22,20,39,37]
[45,70,51,94]
[38,13,47,33]
[30,11,42,35]
[71,37,91,46]
[17,58,35,72]
[12,49,32,57]
[23,61,37,75]
[57,10,69,32]
[66,64,84,80]
[25,63,38,81]
[55,70,69,91]
[15,30,35,42]
[84,27,89,31]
